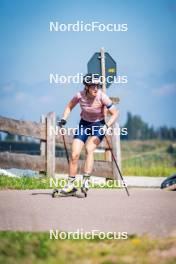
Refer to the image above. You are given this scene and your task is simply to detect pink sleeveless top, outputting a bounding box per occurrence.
[70,89,113,122]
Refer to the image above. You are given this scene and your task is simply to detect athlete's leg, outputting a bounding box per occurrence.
[60,138,84,194]
[69,138,85,176]
[80,136,101,194]
[83,119,105,174]
[84,136,101,174]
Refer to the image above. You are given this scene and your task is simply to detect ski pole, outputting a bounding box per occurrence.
[58,121,69,165]
[104,135,130,197]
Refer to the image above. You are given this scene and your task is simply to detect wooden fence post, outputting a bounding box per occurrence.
[40,115,46,156]
[39,115,46,174]
[100,47,121,179]
[109,97,121,180]
[100,47,106,93]
[100,47,111,162]
[46,112,56,178]
[104,148,112,162]
[111,119,121,180]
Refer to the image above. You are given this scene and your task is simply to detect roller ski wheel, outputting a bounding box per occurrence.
[81,187,88,197]
[52,189,59,198]
[52,188,86,198]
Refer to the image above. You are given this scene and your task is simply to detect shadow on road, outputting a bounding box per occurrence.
[31,192,82,198]
[31,192,52,196]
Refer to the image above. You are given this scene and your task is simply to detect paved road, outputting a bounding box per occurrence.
[124,176,166,187]
[56,175,167,187]
[0,188,175,237]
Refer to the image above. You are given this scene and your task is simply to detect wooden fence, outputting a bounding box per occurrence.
[0,112,121,179]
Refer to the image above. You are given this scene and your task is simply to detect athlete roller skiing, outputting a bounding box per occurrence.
[54,73,118,197]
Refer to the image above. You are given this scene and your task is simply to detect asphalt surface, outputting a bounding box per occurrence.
[0,188,176,237]
[124,176,166,187]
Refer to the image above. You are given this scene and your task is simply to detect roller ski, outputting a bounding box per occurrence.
[52,187,86,198]
[52,176,87,198]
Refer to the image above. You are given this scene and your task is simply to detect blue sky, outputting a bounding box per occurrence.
[0,0,176,127]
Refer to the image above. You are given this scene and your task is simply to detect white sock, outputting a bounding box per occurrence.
[68,176,75,183]
[83,174,90,189]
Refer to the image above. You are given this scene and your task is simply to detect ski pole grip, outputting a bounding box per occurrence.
[57,119,67,127]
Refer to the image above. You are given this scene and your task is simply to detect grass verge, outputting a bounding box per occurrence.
[0,175,50,190]
[0,175,122,190]
[123,166,176,177]
[0,231,175,264]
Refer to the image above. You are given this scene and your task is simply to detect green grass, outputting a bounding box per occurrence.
[0,175,122,190]
[121,140,176,168]
[123,166,176,177]
[95,140,176,176]
[121,140,174,153]
[0,175,51,190]
[0,231,175,264]
[121,140,176,176]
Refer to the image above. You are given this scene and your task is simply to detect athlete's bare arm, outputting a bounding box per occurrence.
[106,107,119,127]
[62,99,78,120]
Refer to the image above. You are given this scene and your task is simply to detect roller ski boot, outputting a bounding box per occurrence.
[52,176,86,198]
[81,173,90,197]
